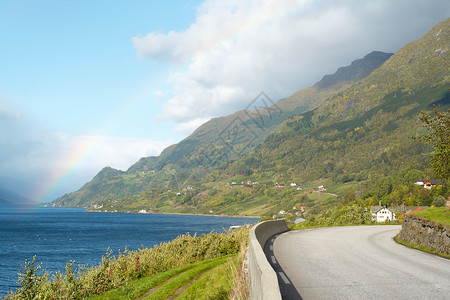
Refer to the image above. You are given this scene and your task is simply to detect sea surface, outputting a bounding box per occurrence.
[0,206,258,296]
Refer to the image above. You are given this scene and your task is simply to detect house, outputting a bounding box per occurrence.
[370,206,396,222]
[406,206,430,212]
[277,184,285,188]
[415,179,442,189]
[290,183,297,187]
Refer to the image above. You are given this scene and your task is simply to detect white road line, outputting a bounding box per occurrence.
[271,255,277,264]
[279,272,291,284]
[270,245,273,251]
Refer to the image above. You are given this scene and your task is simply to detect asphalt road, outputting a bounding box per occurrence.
[270,225,450,300]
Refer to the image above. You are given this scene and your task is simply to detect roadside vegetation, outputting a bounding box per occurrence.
[3,227,250,300]
[395,207,450,259]
[411,206,450,226]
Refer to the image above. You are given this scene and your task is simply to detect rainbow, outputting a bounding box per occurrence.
[31,1,308,204]
[32,135,102,204]
[33,90,156,204]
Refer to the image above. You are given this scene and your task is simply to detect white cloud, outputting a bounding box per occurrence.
[0,112,174,202]
[133,0,450,135]
[173,117,212,136]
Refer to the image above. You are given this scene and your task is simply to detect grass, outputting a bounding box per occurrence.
[5,227,250,300]
[86,263,195,300]
[87,256,232,300]
[143,256,232,300]
[411,207,450,226]
[177,256,239,300]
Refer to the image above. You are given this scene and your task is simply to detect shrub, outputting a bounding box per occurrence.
[5,227,250,299]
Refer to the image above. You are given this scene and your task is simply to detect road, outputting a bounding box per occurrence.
[268,225,450,299]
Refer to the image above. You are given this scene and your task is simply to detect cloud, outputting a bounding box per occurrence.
[133,0,450,135]
[0,112,174,202]
[173,117,212,136]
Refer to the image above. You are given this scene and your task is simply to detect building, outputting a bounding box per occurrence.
[370,206,396,222]
[415,179,442,189]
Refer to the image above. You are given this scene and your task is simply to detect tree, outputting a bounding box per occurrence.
[416,106,450,183]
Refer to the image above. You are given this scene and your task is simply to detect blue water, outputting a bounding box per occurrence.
[0,206,258,296]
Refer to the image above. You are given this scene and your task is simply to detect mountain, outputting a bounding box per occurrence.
[53,18,450,215]
[127,50,393,174]
[52,50,393,208]
[235,17,449,186]
[0,187,31,206]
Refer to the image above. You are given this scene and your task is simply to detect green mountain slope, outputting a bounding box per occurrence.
[53,18,450,215]
[118,17,448,217]
[53,50,392,208]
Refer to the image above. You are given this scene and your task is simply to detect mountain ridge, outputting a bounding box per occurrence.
[49,17,450,212]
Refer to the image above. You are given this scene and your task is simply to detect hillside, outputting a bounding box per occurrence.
[0,187,31,206]
[246,17,450,185]
[52,50,392,208]
[53,18,449,216]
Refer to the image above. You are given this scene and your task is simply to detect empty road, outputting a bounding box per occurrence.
[270,225,450,299]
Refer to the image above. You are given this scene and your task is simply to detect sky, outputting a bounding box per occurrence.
[0,0,449,203]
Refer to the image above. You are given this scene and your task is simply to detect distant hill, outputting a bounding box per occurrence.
[53,18,450,214]
[52,49,393,208]
[0,187,31,206]
[233,17,449,185]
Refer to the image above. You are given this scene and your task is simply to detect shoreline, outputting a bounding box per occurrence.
[45,205,261,219]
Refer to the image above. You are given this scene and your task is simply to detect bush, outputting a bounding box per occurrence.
[5,228,250,299]
[433,195,447,207]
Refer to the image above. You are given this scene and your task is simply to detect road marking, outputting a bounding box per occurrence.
[278,272,291,284]
[271,255,277,264]
[270,245,273,251]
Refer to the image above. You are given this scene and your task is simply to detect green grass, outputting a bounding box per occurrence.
[87,256,231,300]
[177,256,239,300]
[86,263,195,300]
[143,256,232,300]
[411,207,450,226]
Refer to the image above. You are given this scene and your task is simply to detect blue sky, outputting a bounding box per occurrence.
[0,0,201,138]
[0,0,449,202]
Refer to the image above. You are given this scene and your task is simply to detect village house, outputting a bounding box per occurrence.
[397,206,430,218]
[370,206,396,222]
[415,179,442,189]
[406,206,430,212]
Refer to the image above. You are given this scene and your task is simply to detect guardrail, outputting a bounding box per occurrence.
[248,220,290,299]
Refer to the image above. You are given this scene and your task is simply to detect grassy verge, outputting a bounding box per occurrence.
[396,207,450,259]
[143,256,231,300]
[4,228,250,300]
[86,260,200,300]
[394,234,450,259]
[177,255,239,300]
[410,207,450,226]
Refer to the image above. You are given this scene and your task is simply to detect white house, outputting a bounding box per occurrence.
[415,179,441,189]
[370,206,396,222]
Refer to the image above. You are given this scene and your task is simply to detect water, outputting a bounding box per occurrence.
[0,206,258,296]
